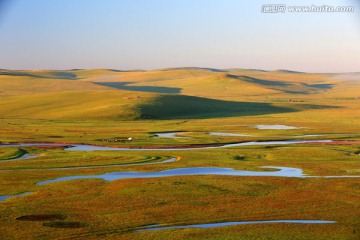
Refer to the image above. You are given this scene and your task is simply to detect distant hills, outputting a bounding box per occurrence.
[0,68,358,120]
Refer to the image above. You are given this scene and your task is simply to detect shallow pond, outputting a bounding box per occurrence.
[154,132,188,139]
[255,125,299,130]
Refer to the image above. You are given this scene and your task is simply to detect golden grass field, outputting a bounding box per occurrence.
[0,68,359,239]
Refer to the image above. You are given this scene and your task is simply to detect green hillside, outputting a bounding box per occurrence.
[0,68,359,121]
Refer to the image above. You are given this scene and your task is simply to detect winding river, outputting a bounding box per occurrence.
[1,139,359,203]
[37,166,304,186]
[0,139,333,151]
[0,157,177,172]
[136,220,336,232]
[36,166,360,186]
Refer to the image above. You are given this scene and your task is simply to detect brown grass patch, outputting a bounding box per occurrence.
[16,214,67,221]
[43,221,86,228]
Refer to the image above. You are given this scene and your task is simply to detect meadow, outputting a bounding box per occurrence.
[0,68,359,239]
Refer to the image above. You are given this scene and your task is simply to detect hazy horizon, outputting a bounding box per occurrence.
[0,0,359,73]
[1,67,360,75]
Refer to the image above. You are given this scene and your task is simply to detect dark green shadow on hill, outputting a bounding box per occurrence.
[0,71,77,80]
[136,95,339,120]
[272,69,305,74]
[235,75,292,87]
[230,75,334,94]
[95,82,181,94]
[304,83,334,90]
[227,75,307,94]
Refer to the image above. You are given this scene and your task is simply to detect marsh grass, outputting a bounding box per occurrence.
[0,148,27,160]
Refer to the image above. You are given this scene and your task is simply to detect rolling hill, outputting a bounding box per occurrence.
[0,68,359,121]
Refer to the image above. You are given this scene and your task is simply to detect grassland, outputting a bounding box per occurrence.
[0,68,359,239]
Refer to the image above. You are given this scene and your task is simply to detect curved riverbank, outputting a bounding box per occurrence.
[0,157,178,172]
[0,139,346,152]
[136,220,337,232]
[37,166,360,186]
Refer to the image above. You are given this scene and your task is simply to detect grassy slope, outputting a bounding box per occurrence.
[0,90,158,120]
[1,68,358,122]
[0,75,110,97]
[0,90,313,121]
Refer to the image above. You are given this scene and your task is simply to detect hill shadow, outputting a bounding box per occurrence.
[304,83,334,90]
[235,75,292,87]
[136,95,338,120]
[228,75,334,94]
[228,74,307,94]
[0,71,77,80]
[272,69,305,74]
[95,82,181,94]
